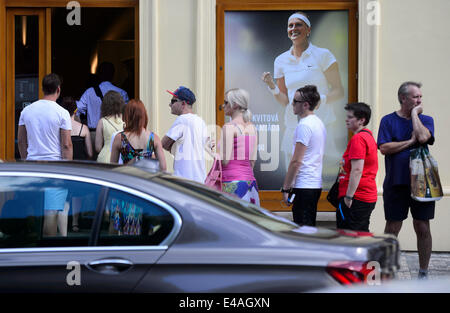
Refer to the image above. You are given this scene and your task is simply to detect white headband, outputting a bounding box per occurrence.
[288,13,311,28]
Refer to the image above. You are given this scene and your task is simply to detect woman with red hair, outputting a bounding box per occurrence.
[110,99,166,170]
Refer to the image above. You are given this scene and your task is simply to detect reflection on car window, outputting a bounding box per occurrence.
[0,176,100,248]
[98,188,174,246]
[155,176,298,232]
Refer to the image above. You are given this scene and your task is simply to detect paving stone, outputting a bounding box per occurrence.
[397,252,450,280]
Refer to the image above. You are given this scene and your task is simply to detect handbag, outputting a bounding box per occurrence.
[205,154,223,191]
[410,146,443,202]
[327,174,340,209]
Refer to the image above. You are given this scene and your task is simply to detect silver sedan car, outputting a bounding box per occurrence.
[0,161,399,292]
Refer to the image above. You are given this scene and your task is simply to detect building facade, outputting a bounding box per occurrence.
[1,0,449,250]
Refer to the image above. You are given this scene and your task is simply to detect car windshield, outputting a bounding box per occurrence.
[152,175,299,232]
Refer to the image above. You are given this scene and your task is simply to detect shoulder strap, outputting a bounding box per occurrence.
[358,129,372,136]
[78,124,84,136]
[93,84,103,100]
[121,132,141,156]
[231,122,243,135]
[147,132,155,152]
[104,117,119,132]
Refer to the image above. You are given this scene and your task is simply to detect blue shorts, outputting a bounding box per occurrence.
[383,185,435,221]
[44,188,68,211]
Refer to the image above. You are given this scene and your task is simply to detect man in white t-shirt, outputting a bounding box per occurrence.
[18,73,73,161]
[281,85,326,226]
[18,73,73,237]
[162,86,208,183]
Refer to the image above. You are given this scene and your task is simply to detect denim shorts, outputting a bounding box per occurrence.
[44,188,68,211]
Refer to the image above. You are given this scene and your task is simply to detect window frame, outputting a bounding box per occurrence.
[0,171,182,252]
[96,187,178,247]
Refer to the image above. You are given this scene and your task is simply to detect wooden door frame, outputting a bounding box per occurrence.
[1,0,139,161]
[216,0,358,211]
[6,8,47,160]
[0,0,6,160]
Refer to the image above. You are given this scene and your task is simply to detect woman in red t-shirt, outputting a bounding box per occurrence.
[336,102,378,232]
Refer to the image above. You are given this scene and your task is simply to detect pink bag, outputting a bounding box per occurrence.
[205,154,222,191]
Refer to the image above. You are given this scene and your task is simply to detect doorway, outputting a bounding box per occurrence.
[4,2,138,161]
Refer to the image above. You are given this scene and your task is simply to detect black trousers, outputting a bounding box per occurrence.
[336,197,376,232]
[291,188,322,226]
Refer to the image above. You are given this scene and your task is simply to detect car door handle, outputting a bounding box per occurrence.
[87,258,133,275]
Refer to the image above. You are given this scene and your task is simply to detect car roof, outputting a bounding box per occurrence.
[0,160,162,178]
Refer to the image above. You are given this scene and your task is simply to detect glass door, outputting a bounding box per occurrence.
[6,8,49,160]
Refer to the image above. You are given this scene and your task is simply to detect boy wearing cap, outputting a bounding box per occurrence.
[162,86,208,183]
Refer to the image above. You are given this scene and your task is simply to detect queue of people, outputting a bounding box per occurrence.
[16,11,436,280]
[260,11,434,280]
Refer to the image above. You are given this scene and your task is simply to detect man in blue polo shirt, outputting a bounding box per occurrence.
[76,62,129,149]
[377,81,435,279]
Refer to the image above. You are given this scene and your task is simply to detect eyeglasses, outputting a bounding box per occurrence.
[293,99,307,105]
[170,98,181,104]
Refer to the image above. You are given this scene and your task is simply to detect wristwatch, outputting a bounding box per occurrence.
[345,195,354,200]
[280,187,291,193]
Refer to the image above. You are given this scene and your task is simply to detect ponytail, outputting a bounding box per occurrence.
[242,108,252,123]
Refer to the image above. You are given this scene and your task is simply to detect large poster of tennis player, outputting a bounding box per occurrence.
[225,10,349,190]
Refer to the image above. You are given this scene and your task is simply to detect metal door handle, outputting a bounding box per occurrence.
[87,258,133,275]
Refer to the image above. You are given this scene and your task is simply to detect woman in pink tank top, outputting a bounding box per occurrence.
[218,88,260,206]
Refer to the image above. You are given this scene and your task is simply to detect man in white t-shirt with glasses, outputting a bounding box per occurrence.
[281,85,327,226]
[162,86,209,183]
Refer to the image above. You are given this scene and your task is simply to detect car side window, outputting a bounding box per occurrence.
[98,188,174,246]
[0,176,101,248]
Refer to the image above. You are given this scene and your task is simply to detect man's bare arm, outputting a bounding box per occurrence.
[18,125,28,159]
[411,105,432,144]
[161,135,175,153]
[60,129,73,160]
[283,142,307,189]
[379,133,416,155]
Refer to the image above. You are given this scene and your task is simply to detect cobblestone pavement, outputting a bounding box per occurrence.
[397,252,450,280]
[285,214,450,281]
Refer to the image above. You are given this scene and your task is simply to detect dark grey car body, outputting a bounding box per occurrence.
[0,162,399,292]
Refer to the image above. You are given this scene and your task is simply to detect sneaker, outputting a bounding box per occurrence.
[418,270,428,280]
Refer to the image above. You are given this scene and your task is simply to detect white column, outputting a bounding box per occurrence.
[139,0,159,132]
[358,0,380,131]
[194,0,216,129]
